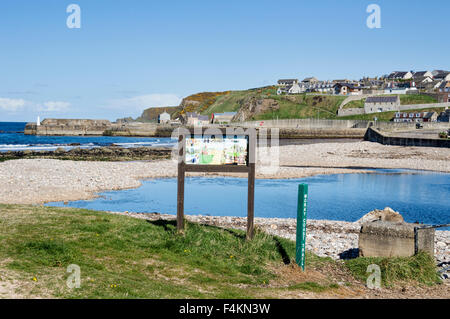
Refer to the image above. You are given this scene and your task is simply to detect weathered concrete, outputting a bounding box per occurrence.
[365,127,450,148]
[359,220,435,258]
[25,119,112,136]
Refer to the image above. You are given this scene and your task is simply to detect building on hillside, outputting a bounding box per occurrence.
[364,96,400,114]
[277,82,304,95]
[183,112,210,126]
[333,82,363,95]
[412,76,433,87]
[384,80,418,94]
[211,112,237,124]
[387,71,413,80]
[438,81,450,93]
[434,71,450,81]
[393,111,437,123]
[437,109,450,122]
[158,111,171,124]
[302,77,319,84]
[412,71,433,79]
[415,79,442,91]
[277,79,298,86]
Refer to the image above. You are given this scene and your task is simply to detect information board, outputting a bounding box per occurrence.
[185,136,248,166]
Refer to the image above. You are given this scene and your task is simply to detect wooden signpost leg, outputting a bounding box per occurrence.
[177,162,185,233]
[177,133,185,234]
[247,163,256,240]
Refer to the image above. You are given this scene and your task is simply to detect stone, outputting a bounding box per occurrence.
[357,207,404,224]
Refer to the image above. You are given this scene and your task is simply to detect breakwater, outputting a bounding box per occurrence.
[364,127,450,148]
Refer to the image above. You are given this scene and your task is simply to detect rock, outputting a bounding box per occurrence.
[357,207,404,224]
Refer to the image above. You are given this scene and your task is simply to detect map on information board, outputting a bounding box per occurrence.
[185,136,248,165]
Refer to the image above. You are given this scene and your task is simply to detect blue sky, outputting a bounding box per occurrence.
[0,0,449,122]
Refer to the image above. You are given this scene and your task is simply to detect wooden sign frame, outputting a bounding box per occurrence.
[176,128,256,239]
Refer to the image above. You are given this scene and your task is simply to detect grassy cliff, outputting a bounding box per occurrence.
[174,88,440,122]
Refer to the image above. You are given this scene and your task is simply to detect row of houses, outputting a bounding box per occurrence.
[392,109,450,123]
[277,78,364,96]
[277,69,450,96]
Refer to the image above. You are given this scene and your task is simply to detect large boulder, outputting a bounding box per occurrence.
[356,207,404,224]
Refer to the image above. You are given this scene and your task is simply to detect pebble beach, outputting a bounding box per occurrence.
[0,140,448,272]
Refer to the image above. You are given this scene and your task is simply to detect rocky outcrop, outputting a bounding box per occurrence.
[233,97,279,122]
[356,207,404,224]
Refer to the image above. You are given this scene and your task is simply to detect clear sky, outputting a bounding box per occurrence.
[0,0,449,122]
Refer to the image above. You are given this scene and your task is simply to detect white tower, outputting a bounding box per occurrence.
[37,116,40,126]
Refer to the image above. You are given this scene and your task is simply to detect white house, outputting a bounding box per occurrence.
[158,111,171,124]
[277,82,304,95]
[387,71,413,80]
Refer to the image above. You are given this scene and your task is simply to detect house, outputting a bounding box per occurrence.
[277,79,298,86]
[277,82,304,95]
[365,96,400,114]
[437,109,450,122]
[433,71,450,81]
[302,77,319,84]
[438,81,450,93]
[211,112,237,124]
[412,71,433,79]
[412,76,433,87]
[422,111,438,122]
[384,81,418,94]
[333,82,363,95]
[158,111,171,124]
[387,71,413,80]
[416,79,442,91]
[183,112,210,126]
[393,111,436,123]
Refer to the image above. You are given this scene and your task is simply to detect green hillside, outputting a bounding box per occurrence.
[176,88,441,122]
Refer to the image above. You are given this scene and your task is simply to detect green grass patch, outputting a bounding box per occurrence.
[0,204,304,298]
[400,94,437,105]
[343,99,366,109]
[344,252,441,287]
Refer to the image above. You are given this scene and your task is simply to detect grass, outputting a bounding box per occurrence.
[344,252,441,287]
[0,204,442,298]
[253,95,346,120]
[400,94,437,105]
[0,204,338,298]
[343,99,366,109]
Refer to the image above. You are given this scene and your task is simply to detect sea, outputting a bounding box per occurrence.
[0,122,175,152]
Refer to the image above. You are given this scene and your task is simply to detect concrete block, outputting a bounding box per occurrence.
[358,221,435,258]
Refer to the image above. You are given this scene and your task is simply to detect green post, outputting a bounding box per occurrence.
[296,184,308,271]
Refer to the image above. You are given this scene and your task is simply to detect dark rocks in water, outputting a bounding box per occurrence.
[0,145,172,161]
[69,143,81,146]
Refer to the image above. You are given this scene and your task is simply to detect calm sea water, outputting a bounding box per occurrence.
[0,122,175,152]
[47,169,450,226]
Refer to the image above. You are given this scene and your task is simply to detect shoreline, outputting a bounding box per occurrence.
[0,141,449,205]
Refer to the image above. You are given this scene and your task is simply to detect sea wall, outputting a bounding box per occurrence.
[364,127,450,148]
[236,118,370,129]
[25,119,112,136]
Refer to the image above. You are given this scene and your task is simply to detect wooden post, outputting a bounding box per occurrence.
[177,134,185,233]
[247,162,256,240]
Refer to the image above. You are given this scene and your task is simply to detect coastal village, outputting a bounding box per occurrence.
[2,69,450,299]
[120,69,450,126]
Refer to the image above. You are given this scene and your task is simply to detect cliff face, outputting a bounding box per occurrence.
[233,98,279,122]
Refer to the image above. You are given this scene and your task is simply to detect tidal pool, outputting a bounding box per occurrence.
[47,169,450,226]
